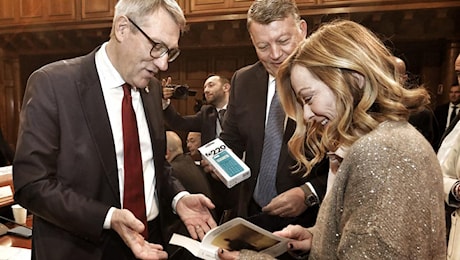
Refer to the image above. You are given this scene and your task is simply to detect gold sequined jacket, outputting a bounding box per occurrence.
[240,121,446,260]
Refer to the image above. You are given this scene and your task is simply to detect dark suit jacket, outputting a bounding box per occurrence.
[13,48,185,260]
[408,107,439,149]
[220,61,328,231]
[163,104,219,144]
[434,103,450,134]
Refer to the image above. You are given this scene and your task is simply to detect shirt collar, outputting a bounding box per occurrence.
[95,42,125,89]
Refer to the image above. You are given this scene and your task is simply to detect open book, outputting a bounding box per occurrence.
[169,217,288,260]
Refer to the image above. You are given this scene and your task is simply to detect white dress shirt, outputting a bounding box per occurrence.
[95,43,159,228]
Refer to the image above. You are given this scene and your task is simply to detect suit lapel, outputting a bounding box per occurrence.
[254,63,270,158]
[76,48,120,203]
[140,79,165,177]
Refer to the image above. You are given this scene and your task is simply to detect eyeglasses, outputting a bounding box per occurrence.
[127,17,180,62]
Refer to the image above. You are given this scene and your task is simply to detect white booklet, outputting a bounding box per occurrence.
[169,217,288,260]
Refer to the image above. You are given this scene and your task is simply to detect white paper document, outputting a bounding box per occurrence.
[169,217,288,260]
[0,246,31,260]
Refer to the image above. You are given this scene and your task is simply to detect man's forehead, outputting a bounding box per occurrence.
[205,76,220,85]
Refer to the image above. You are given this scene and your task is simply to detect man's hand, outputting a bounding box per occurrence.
[200,159,221,181]
[161,76,174,100]
[176,194,217,240]
[262,187,307,217]
[111,209,168,260]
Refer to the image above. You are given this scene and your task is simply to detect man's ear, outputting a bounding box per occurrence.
[113,16,130,42]
[223,83,231,92]
[299,19,307,38]
[352,72,365,89]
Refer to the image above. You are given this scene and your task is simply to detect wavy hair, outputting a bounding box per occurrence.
[277,20,430,175]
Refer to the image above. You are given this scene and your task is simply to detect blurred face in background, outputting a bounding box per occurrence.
[449,85,460,105]
[203,76,228,107]
[186,132,202,157]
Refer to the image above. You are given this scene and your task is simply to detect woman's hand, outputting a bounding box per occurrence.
[274,224,313,256]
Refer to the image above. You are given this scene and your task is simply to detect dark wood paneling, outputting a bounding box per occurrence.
[0,54,20,150]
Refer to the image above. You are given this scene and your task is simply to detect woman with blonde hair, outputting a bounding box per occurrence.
[219,20,445,260]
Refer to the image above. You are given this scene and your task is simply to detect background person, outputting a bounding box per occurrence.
[393,56,439,148]
[435,81,460,146]
[163,74,233,221]
[12,1,216,259]
[163,74,231,144]
[186,131,203,163]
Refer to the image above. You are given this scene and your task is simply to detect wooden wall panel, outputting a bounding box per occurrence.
[0,0,16,23]
[46,0,76,20]
[214,56,239,80]
[0,53,20,150]
[319,0,393,3]
[82,0,114,20]
[190,0,227,12]
[295,0,316,4]
[19,0,42,20]
[231,0,253,8]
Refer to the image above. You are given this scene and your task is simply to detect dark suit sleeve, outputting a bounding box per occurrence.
[147,80,187,207]
[305,157,329,202]
[219,70,247,157]
[13,68,110,242]
[163,104,202,132]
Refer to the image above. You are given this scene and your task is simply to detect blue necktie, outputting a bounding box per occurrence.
[254,89,285,207]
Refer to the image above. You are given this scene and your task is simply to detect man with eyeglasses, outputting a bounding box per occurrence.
[13,1,216,260]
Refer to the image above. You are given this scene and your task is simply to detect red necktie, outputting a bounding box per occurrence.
[122,83,148,238]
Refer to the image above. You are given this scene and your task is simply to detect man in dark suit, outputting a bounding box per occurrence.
[435,83,460,145]
[12,1,216,259]
[393,56,439,148]
[217,0,329,234]
[163,74,231,144]
[163,75,233,222]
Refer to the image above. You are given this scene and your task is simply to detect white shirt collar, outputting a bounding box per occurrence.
[95,42,125,89]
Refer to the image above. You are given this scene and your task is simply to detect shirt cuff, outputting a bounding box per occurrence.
[103,207,116,229]
[162,99,170,110]
[172,191,190,214]
[305,182,319,199]
[452,181,460,202]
